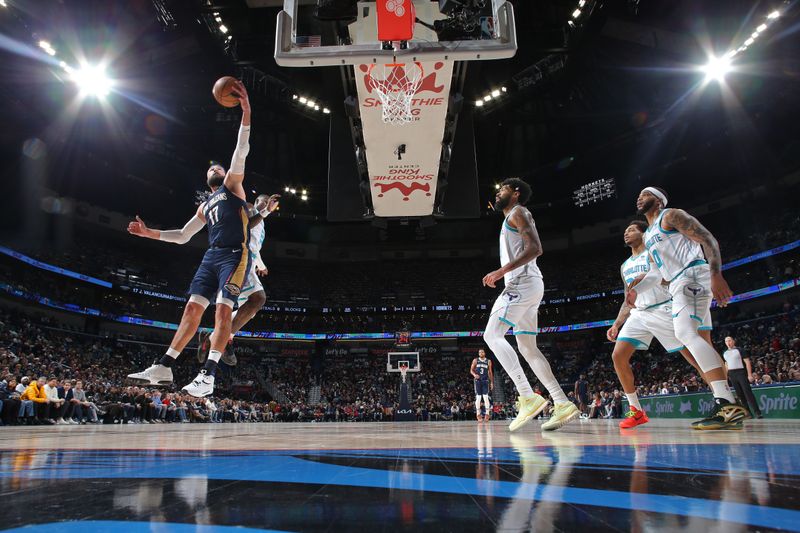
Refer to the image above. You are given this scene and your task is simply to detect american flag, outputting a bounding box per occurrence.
[296,35,322,48]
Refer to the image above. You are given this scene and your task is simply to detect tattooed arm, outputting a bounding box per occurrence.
[663,208,733,305]
[482,207,542,288]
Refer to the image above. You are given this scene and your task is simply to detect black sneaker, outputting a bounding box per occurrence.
[692,398,747,430]
[196,330,211,364]
[221,340,237,366]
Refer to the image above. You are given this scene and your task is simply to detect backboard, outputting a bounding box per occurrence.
[275,0,516,218]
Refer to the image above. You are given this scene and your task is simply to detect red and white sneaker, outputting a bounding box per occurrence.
[619,406,649,429]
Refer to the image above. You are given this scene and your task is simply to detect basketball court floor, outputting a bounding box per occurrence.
[2,419,799,532]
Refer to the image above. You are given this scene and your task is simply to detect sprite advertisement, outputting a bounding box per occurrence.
[623,384,800,418]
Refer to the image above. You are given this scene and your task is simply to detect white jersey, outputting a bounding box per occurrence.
[248,217,265,266]
[499,205,543,285]
[621,252,672,310]
[643,208,706,282]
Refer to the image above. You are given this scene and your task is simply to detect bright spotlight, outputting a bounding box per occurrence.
[491,89,501,97]
[701,55,732,83]
[322,108,331,114]
[0,0,7,7]
[284,186,290,192]
[483,95,491,102]
[501,86,507,92]
[300,195,308,201]
[744,37,754,46]
[219,24,229,34]
[494,183,500,190]
[306,100,315,107]
[299,97,307,104]
[756,23,767,32]
[767,10,780,19]
[475,100,483,107]
[572,8,581,18]
[301,189,307,195]
[290,188,296,194]
[72,64,113,97]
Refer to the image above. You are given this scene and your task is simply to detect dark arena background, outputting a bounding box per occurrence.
[1,0,800,531]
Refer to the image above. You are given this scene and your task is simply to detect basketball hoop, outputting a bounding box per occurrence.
[399,363,409,383]
[367,62,424,125]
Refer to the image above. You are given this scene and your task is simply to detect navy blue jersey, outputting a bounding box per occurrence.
[475,358,490,381]
[203,185,249,249]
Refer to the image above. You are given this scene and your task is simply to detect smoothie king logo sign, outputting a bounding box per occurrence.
[356,60,453,216]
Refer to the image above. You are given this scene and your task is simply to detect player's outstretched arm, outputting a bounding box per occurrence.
[127,206,206,244]
[248,194,280,229]
[224,80,251,200]
[608,273,633,342]
[482,208,542,287]
[663,208,733,305]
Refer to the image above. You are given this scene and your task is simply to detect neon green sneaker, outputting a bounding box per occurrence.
[509,394,548,432]
[541,401,580,431]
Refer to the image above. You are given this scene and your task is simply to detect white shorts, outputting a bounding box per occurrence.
[237,265,264,305]
[488,276,543,335]
[618,304,685,353]
[669,263,713,331]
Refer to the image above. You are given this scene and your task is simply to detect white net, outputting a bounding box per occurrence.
[368,62,424,125]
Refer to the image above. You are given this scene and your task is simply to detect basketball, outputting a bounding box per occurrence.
[212,76,239,108]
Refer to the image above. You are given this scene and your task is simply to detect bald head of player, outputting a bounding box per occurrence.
[623,220,648,248]
[636,186,668,216]
[206,162,226,190]
[494,177,532,212]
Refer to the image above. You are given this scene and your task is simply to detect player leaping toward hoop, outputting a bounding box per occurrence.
[126,80,258,398]
[482,178,580,432]
[627,187,747,430]
[470,349,494,423]
[197,193,280,366]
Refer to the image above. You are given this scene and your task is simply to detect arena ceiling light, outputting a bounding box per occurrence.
[71,63,113,98]
[701,55,732,84]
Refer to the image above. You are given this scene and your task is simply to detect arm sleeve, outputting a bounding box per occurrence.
[158,215,205,245]
[229,124,251,175]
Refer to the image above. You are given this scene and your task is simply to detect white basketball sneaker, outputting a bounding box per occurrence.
[127,364,173,386]
[182,372,215,398]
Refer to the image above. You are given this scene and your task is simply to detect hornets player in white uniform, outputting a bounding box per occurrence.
[482,178,580,432]
[470,349,494,422]
[198,193,280,365]
[627,187,747,430]
[608,220,706,429]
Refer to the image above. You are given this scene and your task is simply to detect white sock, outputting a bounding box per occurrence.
[517,336,569,403]
[166,347,180,358]
[710,380,735,403]
[626,392,642,410]
[483,318,534,397]
[475,397,482,413]
[482,395,491,412]
[208,350,223,363]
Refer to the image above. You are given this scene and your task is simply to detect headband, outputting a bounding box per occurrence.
[642,187,668,207]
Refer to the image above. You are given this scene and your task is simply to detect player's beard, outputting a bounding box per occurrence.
[494,195,510,211]
[636,197,656,215]
[207,174,224,189]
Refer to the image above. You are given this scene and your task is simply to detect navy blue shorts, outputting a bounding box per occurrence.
[188,247,251,306]
[474,379,489,395]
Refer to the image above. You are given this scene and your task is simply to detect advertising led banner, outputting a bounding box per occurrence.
[356,61,453,217]
[626,385,800,419]
[2,276,799,341]
[0,246,112,288]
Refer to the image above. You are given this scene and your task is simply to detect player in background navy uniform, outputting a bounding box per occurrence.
[126,80,256,398]
[471,349,494,422]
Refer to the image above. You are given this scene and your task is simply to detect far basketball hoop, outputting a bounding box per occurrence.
[367,62,424,125]
[398,362,409,383]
